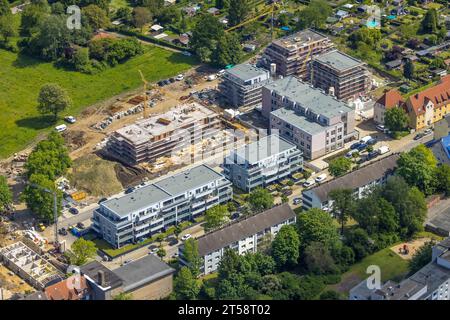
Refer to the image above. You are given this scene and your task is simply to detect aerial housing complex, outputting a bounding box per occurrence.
[106,103,221,165]
[92,164,233,248]
[261,29,333,79]
[310,50,371,101]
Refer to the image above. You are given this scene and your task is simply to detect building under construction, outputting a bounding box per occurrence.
[106,103,222,166]
[261,29,333,79]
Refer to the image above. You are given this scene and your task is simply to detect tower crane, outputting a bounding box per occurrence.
[138,70,149,119]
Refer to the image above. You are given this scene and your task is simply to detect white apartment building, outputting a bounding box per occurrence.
[179,203,296,275]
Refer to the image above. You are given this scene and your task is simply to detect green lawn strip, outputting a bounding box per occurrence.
[0,46,197,158]
[326,246,409,296]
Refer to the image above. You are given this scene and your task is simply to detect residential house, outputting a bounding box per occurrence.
[373,89,405,124]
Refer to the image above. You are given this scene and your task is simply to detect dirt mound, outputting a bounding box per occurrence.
[69,154,123,197]
[114,164,148,188]
[64,130,87,151]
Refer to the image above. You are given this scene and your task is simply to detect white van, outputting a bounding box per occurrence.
[55,124,67,132]
[360,135,372,144]
[378,145,390,155]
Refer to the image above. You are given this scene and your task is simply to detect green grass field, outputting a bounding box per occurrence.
[0,46,196,158]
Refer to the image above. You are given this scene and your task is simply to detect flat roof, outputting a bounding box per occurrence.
[272,29,329,49]
[196,203,295,256]
[113,255,175,292]
[305,154,400,202]
[102,164,225,217]
[264,76,353,119]
[271,108,327,135]
[313,50,364,71]
[231,134,298,164]
[226,64,269,81]
[80,261,123,290]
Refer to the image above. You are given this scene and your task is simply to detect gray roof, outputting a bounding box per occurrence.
[271,108,327,134]
[305,154,400,202]
[313,50,364,72]
[102,165,225,217]
[80,261,123,290]
[154,165,224,196]
[113,255,175,292]
[195,203,296,256]
[231,134,298,165]
[265,76,353,119]
[226,64,269,81]
[272,29,329,48]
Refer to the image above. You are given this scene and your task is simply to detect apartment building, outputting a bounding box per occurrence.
[301,154,399,211]
[261,29,333,78]
[223,134,303,192]
[310,50,371,101]
[373,89,405,124]
[405,75,450,130]
[106,103,221,165]
[350,238,450,300]
[92,164,233,248]
[262,76,357,159]
[218,63,271,108]
[179,203,296,275]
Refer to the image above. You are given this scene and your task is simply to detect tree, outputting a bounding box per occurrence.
[297,208,340,249]
[82,5,110,31]
[69,238,97,265]
[116,7,132,23]
[384,107,409,132]
[37,83,73,121]
[132,7,151,31]
[20,2,50,37]
[271,225,300,269]
[435,164,450,196]
[345,228,372,260]
[329,157,352,177]
[157,247,166,259]
[397,145,437,195]
[297,0,332,29]
[216,0,229,10]
[175,267,200,300]
[409,241,433,275]
[320,290,341,300]
[0,175,12,213]
[204,204,229,231]
[329,189,355,235]
[403,59,415,80]
[248,188,274,212]
[22,174,63,221]
[281,195,289,204]
[71,47,91,72]
[421,9,438,34]
[51,2,65,15]
[183,238,201,277]
[174,224,182,240]
[303,241,338,275]
[0,0,9,16]
[0,14,17,45]
[213,33,242,67]
[113,292,133,300]
[191,14,224,63]
[228,0,249,27]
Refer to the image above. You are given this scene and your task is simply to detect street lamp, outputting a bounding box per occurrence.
[28,183,59,246]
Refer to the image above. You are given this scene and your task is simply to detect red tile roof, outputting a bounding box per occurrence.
[376,89,404,109]
[44,275,89,300]
[407,75,450,116]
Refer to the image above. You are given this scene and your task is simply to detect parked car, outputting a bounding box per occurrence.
[367,138,377,145]
[55,124,67,132]
[98,197,107,204]
[282,189,293,196]
[231,213,240,220]
[124,187,134,194]
[346,149,359,158]
[350,142,362,150]
[360,136,372,144]
[157,81,165,87]
[175,74,184,81]
[163,79,171,85]
[69,207,79,215]
[64,116,76,124]
[58,228,67,236]
[315,174,327,183]
[293,198,302,205]
[181,234,192,241]
[357,155,368,164]
[424,128,433,135]
[376,124,386,132]
[169,77,175,83]
[149,248,158,255]
[414,133,424,140]
[303,180,315,188]
[76,222,85,229]
[367,151,379,160]
[356,143,368,152]
[377,145,390,155]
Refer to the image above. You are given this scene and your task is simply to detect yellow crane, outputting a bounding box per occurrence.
[138,69,149,119]
[225,3,281,40]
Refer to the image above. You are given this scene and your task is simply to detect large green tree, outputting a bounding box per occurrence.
[329,189,355,235]
[403,59,415,80]
[297,208,340,249]
[204,204,229,231]
[132,7,151,31]
[228,0,249,27]
[37,83,73,121]
[0,14,17,44]
[175,266,200,300]
[68,238,97,265]
[303,241,338,275]
[421,9,438,34]
[0,175,12,212]
[182,238,201,277]
[190,14,224,63]
[271,225,300,270]
[409,241,433,275]
[384,107,409,132]
[329,157,352,177]
[297,0,332,29]
[435,164,450,196]
[82,4,110,31]
[248,187,274,213]
[0,0,9,16]
[213,32,242,67]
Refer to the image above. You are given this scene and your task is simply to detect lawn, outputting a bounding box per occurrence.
[0,46,197,158]
[327,246,409,295]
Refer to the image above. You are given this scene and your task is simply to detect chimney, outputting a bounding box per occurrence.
[98,270,106,287]
[270,63,277,78]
